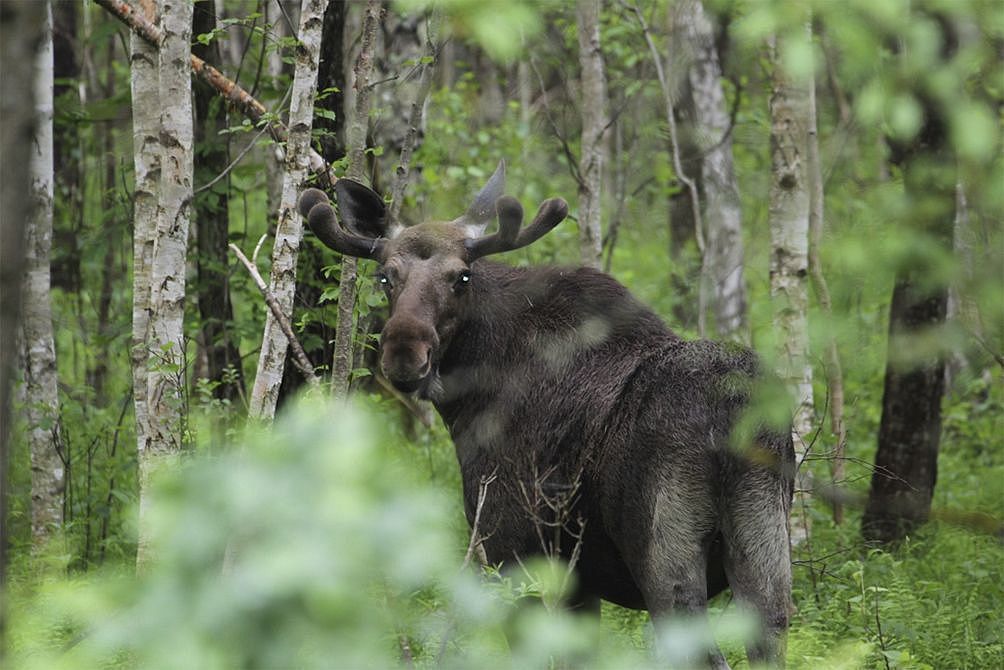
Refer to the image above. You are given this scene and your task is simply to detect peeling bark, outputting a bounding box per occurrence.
[22,1,63,546]
[576,0,607,270]
[249,0,329,420]
[137,0,196,570]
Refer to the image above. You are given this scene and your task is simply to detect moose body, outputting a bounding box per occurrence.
[298,163,795,666]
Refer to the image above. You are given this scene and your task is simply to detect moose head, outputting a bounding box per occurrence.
[297,162,568,394]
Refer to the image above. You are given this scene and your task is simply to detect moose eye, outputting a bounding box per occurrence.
[376,272,391,289]
[453,269,471,293]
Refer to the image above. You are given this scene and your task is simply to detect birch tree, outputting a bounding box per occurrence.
[677,0,748,342]
[576,0,607,270]
[137,0,195,569]
[249,0,329,420]
[129,0,158,513]
[330,0,381,399]
[768,32,814,544]
[21,1,62,545]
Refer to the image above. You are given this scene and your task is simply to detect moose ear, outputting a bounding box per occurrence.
[457,160,506,237]
[334,179,389,239]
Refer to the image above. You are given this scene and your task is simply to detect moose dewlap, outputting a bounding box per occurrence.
[299,162,795,667]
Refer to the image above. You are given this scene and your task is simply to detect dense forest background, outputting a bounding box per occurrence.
[1,0,1001,667]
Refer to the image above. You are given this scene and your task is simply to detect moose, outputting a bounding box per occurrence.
[298,162,794,667]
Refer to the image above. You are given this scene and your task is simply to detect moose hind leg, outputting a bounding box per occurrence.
[637,482,730,669]
[721,469,792,666]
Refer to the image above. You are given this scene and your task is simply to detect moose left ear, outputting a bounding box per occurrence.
[334,179,390,239]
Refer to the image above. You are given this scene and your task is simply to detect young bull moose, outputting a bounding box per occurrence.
[298,163,794,667]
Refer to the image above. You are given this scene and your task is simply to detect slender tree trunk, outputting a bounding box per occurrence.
[679,0,748,342]
[193,0,244,404]
[576,0,606,270]
[249,0,329,420]
[768,33,814,545]
[21,1,62,547]
[265,0,291,222]
[0,1,47,653]
[330,0,382,399]
[129,0,159,555]
[627,0,704,332]
[805,35,847,524]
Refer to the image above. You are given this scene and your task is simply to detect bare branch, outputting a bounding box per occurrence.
[229,243,320,387]
[92,0,334,187]
[462,470,498,571]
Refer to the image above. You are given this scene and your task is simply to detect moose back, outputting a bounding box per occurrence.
[297,162,795,666]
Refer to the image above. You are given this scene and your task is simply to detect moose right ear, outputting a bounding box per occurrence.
[334,179,389,239]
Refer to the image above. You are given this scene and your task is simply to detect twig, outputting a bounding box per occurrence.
[620,0,704,255]
[228,243,320,387]
[374,373,433,428]
[462,470,497,571]
[194,123,270,195]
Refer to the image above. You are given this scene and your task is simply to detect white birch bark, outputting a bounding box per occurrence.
[768,33,814,544]
[678,0,748,342]
[23,1,63,544]
[576,0,607,270]
[249,0,329,420]
[137,0,194,568]
[129,0,158,522]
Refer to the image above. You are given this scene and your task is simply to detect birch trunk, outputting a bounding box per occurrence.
[576,0,606,270]
[330,0,381,399]
[248,0,329,420]
[806,41,847,524]
[137,0,195,569]
[129,0,158,506]
[768,34,814,545]
[22,1,63,545]
[678,0,748,342]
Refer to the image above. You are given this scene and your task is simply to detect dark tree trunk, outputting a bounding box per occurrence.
[862,276,948,543]
[862,14,957,546]
[316,0,346,162]
[193,0,244,403]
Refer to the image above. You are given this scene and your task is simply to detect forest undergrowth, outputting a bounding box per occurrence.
[7,374,1002,669]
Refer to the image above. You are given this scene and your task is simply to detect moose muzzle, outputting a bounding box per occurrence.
[380,315,439,392]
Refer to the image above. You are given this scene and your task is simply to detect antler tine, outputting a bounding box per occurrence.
[516,198,568,247]
[464,196,523,259]
[298,188,386,260]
